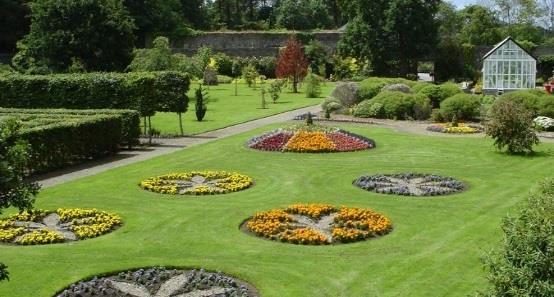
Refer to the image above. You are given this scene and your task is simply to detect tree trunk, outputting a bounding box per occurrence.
[178,112,184,136]
[293,75,298,93]
[148,116,152,145]
[234,78,238,96]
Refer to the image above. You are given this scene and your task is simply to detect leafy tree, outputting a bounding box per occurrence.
[13,0,135,73]
[458,5,502,45]
[339,0,439,77]
[0,0,30,53]
[269,79,284,103]
[127,36,174,72]
[276,37,308,93]
[0,119,40,283]
[305,40,329,77]
[123,0,189,46]
[486,99,540,154]
[480,178,554,296]
[436,2,461,40]
[274,0,312,30]
[180,0,210,29]
[242,64,259,88]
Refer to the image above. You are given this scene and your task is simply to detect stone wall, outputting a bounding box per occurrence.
[172,31,342,57]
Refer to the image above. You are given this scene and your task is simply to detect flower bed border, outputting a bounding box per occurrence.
[353,173,467,197]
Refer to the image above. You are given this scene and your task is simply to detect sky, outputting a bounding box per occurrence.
[449,0,478,9]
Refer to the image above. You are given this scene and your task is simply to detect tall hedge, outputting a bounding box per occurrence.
[0,108,141,174]
[0,71,190,116]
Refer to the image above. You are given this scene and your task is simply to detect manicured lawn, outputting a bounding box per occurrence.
[149,82,335,135]
[1,123,553,296]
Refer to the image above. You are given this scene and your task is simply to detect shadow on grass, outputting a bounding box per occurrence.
[492,149,554,159]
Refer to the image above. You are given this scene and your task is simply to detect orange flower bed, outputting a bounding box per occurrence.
[244,203,392,245]
[286,204,336,219]
[284,131,336,152]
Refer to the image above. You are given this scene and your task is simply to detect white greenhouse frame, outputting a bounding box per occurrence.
[482,37,537,93]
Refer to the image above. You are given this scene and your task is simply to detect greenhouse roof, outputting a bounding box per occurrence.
[483,36,537,61]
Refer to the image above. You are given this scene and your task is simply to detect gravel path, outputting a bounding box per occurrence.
[33,105,322,188]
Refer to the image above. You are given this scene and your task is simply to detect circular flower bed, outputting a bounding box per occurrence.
[56,267,258,297]
[426,123,483,134]
[139,171,253,195]
[243,203,392,245]
[354,173,465,196]
[247,124,375,153]
[0,208,121,245]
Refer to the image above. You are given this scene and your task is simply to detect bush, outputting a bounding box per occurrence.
[367,91,431,120]
[418,82,462,107]
[481,179,554,296]
[0,108,140,174]
[305,72,322,98]
[499,90,552,117]
[321,97,344,113]
[486,100,539,154]
[330,82,359,107]
[217,75,233,84]
[352,100,384,118]
[358,78,388,101]
[203,66,218,86]
[439,94,481,121]
[382,83,412,93]
[195,85,208,122]
[0,72,190,117]
[412,82,432,93]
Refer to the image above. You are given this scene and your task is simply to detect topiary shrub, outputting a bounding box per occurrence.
[486,99,539,154]
[480,178,554,296]
[439,94,481,121]
[366,91,431,120]
[418,82,462,107]
[353,101,385,118]
[330,82,359,107]
[382,83,412,94]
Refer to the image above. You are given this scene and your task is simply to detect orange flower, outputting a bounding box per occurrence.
[284,131,336,152]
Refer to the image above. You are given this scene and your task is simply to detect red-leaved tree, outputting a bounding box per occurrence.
[276,37,308,93]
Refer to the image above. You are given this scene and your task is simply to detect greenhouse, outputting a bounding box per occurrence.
[482,37,537,94]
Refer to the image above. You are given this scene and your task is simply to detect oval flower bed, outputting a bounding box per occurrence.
[139,171,253,195]
[426,123,483,134]
[0,208,121,245]
[56,267,258,297]
[354,173,465,196]
[243,203,392,245]
[247,124,375,153]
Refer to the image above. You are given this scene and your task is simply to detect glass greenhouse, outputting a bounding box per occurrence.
[482,37,536,94]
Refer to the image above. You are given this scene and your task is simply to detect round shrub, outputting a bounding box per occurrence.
[499,90,542,115]
[418,82,462,107]
[330,82,359,107]
[382,83,412,93]
[538,96,554,117]
[439,94,481,121]
[368,91,431,120]
[358,78,388,101]
[321,97,344,113]
[412,82,433,93]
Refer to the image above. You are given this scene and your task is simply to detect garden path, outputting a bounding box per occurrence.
[33,105,322,188]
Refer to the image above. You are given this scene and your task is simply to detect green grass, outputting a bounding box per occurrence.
[1,123,553,296]
[149,82,335,135]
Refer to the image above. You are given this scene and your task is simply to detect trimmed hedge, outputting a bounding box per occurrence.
[0,108,141,174]
[0,72,190,116]
[361,91,432,120]
[417,82,462,107]
[358,77,416,101]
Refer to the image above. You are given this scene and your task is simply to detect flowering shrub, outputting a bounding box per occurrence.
[245,203,392,245]
[427,123,482,134]
[56,268,255,297]
[534,116,554,131]
[139,171,253,195]
[247,125,376,153]
[354,173,465,196]
[0,208,121,245]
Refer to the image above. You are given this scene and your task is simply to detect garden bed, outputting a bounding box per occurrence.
[242,203,392,245]
[139,171,253,195]
[354,173,465,196]
[0,208,121,245]
[55,267,259,297]
[247,124,376,153]
[426,123,483,134]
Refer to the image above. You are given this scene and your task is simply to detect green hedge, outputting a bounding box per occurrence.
[417,83,462,107]
[358,77,417,101]
[439,94,481,121]
[0,108,141,174]
[360,91,432,120]
[0,72,190,116]
[499,90,553,117]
